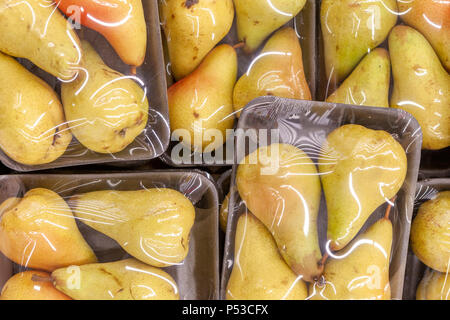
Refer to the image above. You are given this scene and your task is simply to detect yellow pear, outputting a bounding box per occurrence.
[52,258,179,300]
[220,193,230,233]
[62,41,149,154]
[0,0,81,80]
[416,269,449,300]
[160,0,234,80]
[233,27,311,117]
[226,213,308,300]
[318,125,407,251]
[389,25,450,150]
[70,188,195,267]
[0,188,97,272]
[326,48,390,108]
[0,52,72,166]
[236,143,323,282]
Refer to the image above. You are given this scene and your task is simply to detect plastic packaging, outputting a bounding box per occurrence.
[0,171,219,300]
[221,97,422,300]
[0,0,170,172]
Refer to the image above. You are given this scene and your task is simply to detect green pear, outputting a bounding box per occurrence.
[70,188,195,268]
[236,143,322,282]
[0,0,81,80]
[226,213,308,300]
[319,125,407,251]
[389,25,450,150]
[321,0,398,84]
[234,0,307,53]
[0,52,72,165]
[410,191,450,273]
[168,44,237,153]
[52,259,180,300]
[62,41,149,154]
[160,0,234,80]
[310,218,392,300]
[233,27,311,117]
[326,48,390,108]
[416,269,449,301]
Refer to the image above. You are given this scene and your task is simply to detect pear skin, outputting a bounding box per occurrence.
[321,0,398,84]
[226,213,308,300]
[0,52,72,166]
[398,0,450,71]
[220,193,230,233]
[319,125,407,251]
[236,144,322,282]
[326,48,390,108]
[52,259,180,300]
[411,191,450,273]
[168,44,237,152]
[416,269,450,300]
[233,27,311,117]
[310,218,392,300]
[70,189,195,267]
[0,271,71,300]
[234,0,307,53]
[389,25,450,150]
[0,0,81,80]
[0,188,97,272]
[160,0,234,80]
[62,41,149,154]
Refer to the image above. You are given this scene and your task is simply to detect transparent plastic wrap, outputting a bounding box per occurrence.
[158,0,317,167]
[0,0,170,172]
[0,171,219,300]
[403,178,449,300]
[221,97,422,300]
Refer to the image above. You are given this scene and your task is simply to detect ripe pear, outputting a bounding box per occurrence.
[398,0,450,71]
[52,259,179,300]
[220,193,230,233]
[168,44,237,153]
[236,143,322,282]
[233,27,311,117]
[410,191,450,273]
[234,0,307,53]
[0,188,97,272]
[70,188,195,267]
[0,0,81,80]
[0,52,72,166]
[160,0,234,80]
[416,269,449,300]
[389,25,450,150]
[226,213,308,300]
[0,271,71,300]
[310,217,392,300]
[319,125,407,251]
[321,0,398,84]
[62,41,149,154]
[326,48,390,108]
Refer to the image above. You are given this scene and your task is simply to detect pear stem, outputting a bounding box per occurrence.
[130,66,137,75]
[233,42,245,50]
[319,253,329,267]
[31,274,53,283]
[384,196,397,220]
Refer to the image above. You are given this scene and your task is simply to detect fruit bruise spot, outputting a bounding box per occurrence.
[119,128,127,137]
[183,0,198,9]
[181,237,186,250]
[52,127,60,146]
[193,111,200,118]
[99,268,123,291]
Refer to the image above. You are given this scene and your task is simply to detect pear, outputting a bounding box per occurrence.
[321,0,398,84]
[62,41,149,154]
[0,52,72,166]
[416,269,449,300]
[398,0,450,71]
[234,0,307,53]
[319,125,407,251]
[310,217,392,300]
[220,193,230,233]
[326,48,390,108]
[0,188,97,272]
[0,0,81,80]
[226,213,308,300]
[410,191,450,273]
[0,271,71,300]
[168,44,237,153]
[236,143,322,282]
[389,25,450,150]
[70,188,195,267]
[52,259,179,300]
[160,0,234,80]
[233,27,311,117]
